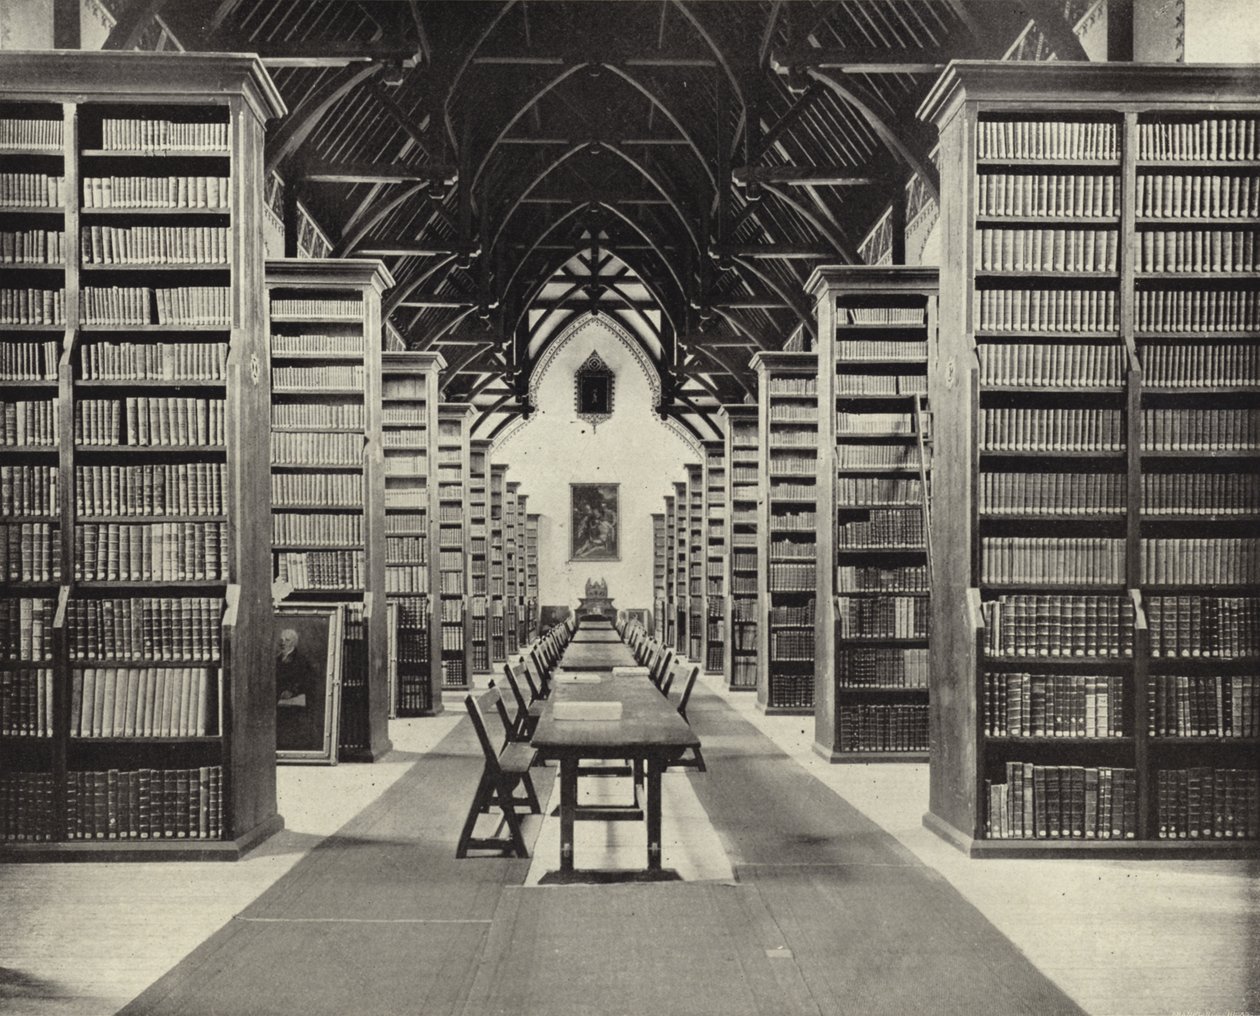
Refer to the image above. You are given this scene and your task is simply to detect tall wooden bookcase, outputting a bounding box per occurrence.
[380,350,443,717]
[0,51,285,856]
[489,463,507,664]
[468,438,490,674]
[685,463,704,661]
[753,352,819,715]
[652,511,666,639]
[672,480,688,653]
[702,438,727,674]
[436,404,471,690]
[722,404,760,690]
[921,61,1260,855]
[808,266,937,762]
[267,258,392,762]
[504,480,520,656]
[662,494,677,647]
[516,493,531,647]
[525,511,539,639]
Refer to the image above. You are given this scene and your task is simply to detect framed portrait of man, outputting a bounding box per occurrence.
[570,482,619,561]
[274,602,344,764]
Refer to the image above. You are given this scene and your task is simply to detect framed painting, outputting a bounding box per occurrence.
[274,602,344,764]
[570,482,619,561]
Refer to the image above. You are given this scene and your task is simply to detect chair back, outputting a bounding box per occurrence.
[529,647,552,698]
[649,646,674,689]
[502,662,531,722]
[674,664,700,722]
[465,688,511,775]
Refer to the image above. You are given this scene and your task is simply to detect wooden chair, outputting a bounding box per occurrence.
[664,663,706,772]
[456,688,541,858]
[648,645,674,690]
[502,661,543,739]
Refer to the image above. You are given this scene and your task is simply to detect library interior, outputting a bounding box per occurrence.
[2,1,1259,1014]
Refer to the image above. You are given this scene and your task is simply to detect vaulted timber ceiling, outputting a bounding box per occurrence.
[105,0,1092,435]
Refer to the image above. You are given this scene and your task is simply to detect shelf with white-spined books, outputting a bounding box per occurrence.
[266,258,393,761]
[721,404,759,691]
[919,60,1260,856]
[0,51,286,860]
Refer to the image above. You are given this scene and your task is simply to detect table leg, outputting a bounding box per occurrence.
[646,756,662,871]
[560,757,576,873]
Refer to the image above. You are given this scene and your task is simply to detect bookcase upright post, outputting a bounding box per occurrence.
[920,60,1260,856]
[0,51,286,857]
[721,405,760,690]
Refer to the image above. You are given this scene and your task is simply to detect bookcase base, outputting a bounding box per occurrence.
[0,813,285,863]
[727,682,757,692]
[339,739,394,763]
[923,811,1260,859]
[813,743,929,764]
[757,703,814,717]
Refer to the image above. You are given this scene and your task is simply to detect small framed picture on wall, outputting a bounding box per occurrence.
[570,482,619,561]
[274,602,344,764]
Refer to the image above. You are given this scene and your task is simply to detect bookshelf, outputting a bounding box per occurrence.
[468,438,490,674]
[489,463,507,664]
[808,266,937,763]
[516,493,530,648]
[381,350,443,716]
[504,480,520,656]
[753,352,820,715]
[702,438,728,674]
[662,494,677,648]
[0,51,285,857]
[722,405,760,691]
[267,258,392,762]
[686,463,704,661]
[920,61,1260,856]
[672,480,688,653]
[525,511,539,639]
[652,512,666,639]
[436,404,471,691]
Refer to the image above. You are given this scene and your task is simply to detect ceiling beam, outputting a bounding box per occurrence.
[499,137,692,146]
[358,244,477,258]
[102,0,169,49]
[265,62,381,176]
[711,244,832,259]
[734,166,874,186]
[301,162,437,184]
[245,41,421,63]
[770,45,966,74]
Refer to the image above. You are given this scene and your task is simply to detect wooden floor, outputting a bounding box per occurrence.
[2,665,1257,1016]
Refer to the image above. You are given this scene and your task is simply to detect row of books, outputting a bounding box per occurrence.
[837,374,927,396]
[271,403,363,428]
[974,173,1116,219]
[837,444,922,470]
[772,511,817,531]
[0,339,58,380]
[768,455,813,475]
[438,571,463,595]
[384,455,423,476]
[0,118,63,149]
[0,598,54,661]
[385,567,428,594]
[767,377,817,396]
[769,539,814,559]
[81,340,228,381]
[1141,539,1260,585]
[81,226,229,265]
[272,333,363,357]
[979,471,1125,516]
[0,173,65,206]
[1146,596,1260,659]
[1142,473,1260,516]
[0,228,65,264]
[440,628,464,651]
[1,465,57,515]
[100,118,229,153]
[81,176,230,209]
[76,462,225,517]
[70,666,212,737]
[768,432,817,450]
[387,536,426,563]
[980,537,1125,586]
[838,564,928,593]
[768,404,817,423]
[770,629,813,661]
[983,671,1126,738]
[270,298,360,319]
[442,658,466,685]
[835,596,929,640]
[840,647,928,688]
[273,513,361,546]
[1138,229,1259,274]
[73,521,228,582]
[845,307,926,326]
[770,482,815,501]
[975,288,1118,335]
[271,431,361,465]
[385,512,427,534]
[985,764,1137,840]
[769,563,816,593]
[383,429,425,448]
[976,227,1118,274]
[1150,674,1258,738]
[1140,344,1260,387]
[1135,173,1259,219]
[382,408,426,425]
[976,120,1119,161]
[837,476,922,504]
[0,287,65,324]
[981,594,1135,658]
[836,339,925,362]
[1157,768,1259,840]
[0,522,59,582]
[980,407,1124,452]
[0,669,52,736]
[271,473,362,507]
[2,398,58,445]
[769,601,815,626]
[977,342,1125,388]
[1141,408,1260,451]
[837,412,915,434]
[274,551,364,590]
[273,365,365,390]
[1137,118,1258,162]
[81,286,229,326]
[75,397,226,446]
[836,508,924,548]
[1135,288,1260,332]
[837,703,929,751]
[66,596,222,662]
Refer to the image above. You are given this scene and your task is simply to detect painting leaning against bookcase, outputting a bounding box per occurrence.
[0,51,285,857]
[753,353,819,715]
[920,60,1259,856]
[721,405,760,690]
[267,258,393,762]
[381,350,444,716]
[808,266,937,763]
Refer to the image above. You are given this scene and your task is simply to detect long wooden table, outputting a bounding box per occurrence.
[531,671,700,876]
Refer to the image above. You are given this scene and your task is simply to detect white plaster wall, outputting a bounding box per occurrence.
[493,315,698,616]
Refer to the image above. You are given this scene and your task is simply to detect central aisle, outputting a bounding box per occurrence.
[119,677,1081,1016]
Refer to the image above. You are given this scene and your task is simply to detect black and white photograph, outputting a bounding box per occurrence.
[2,1,1259,1014]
